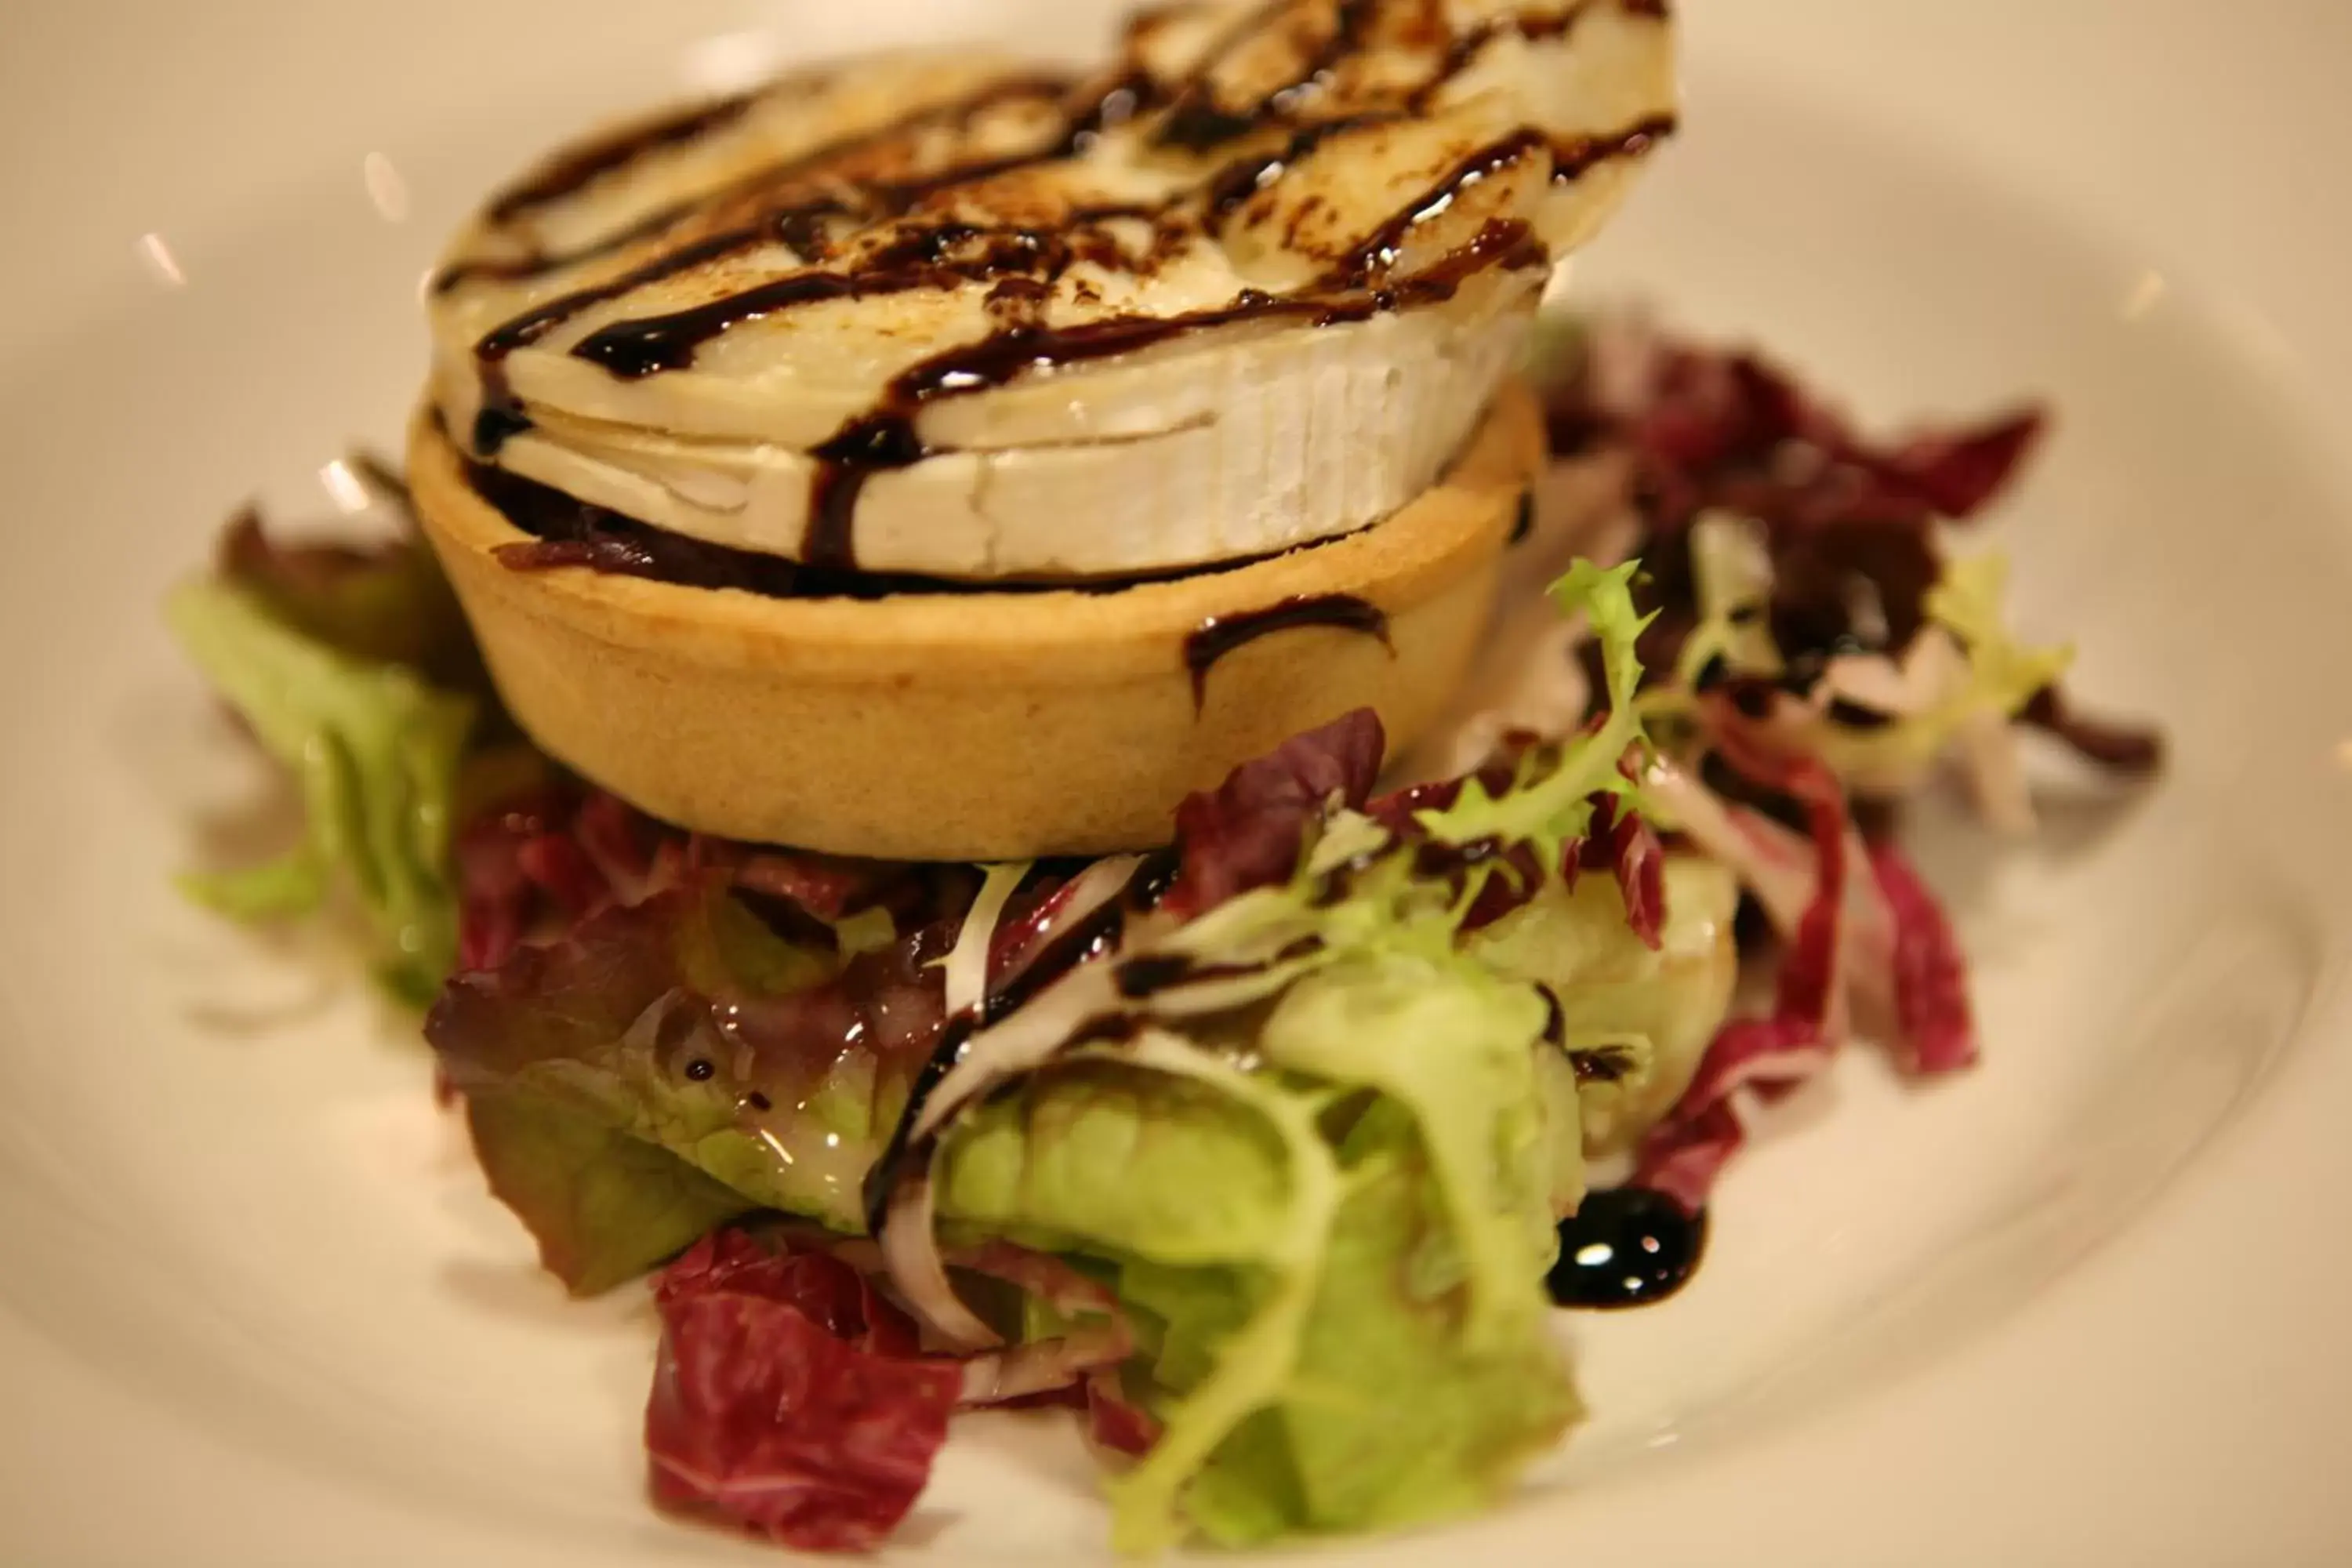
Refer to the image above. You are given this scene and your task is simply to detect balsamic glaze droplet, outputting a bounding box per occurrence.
[484,90,759,226]
[1548,1187,1706,1310]
[684,1058,716,1082]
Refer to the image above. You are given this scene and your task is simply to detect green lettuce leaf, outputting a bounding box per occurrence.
[916,559,1702,1547]
[934,948,1576,1551]
[1472,853,1741,1155]
[168,579,474,1004]
[1254,955,1559,1348]
[938,1060,1297,1266]
[1184,1101,1578,1544]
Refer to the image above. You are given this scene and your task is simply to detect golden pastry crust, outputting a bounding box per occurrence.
[408,381,1543,859]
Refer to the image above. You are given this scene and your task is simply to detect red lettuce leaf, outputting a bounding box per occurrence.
[453,797,540,975]
[434,884,709,1084]
[451,781,968,976]
[430,868,956,1265]
[648,1229,960,1552]
[216,497,482,687]
[452,786,681,973]
[728,848,915,924]
[1161,708,1386,918]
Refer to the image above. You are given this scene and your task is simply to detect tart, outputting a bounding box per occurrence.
[414,4,1672,857]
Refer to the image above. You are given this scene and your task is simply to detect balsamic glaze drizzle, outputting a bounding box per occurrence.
[855,852,1171,1235]
[485,90,760,224]
[1157,0,1379,151]
[1316,127,1551,289]
[1537,987,1566,1046]
[1547,112,1678,183]
[1182,594,1393,706]
[1508,488,1537,544]
[450,2,1678,552]
[858,1007,977,1234]
[803,415,929,572]
[1566,1042,1641,1083]
[1112,938,1323,1000]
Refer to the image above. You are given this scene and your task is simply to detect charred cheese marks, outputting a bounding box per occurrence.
[426,2,1675,581]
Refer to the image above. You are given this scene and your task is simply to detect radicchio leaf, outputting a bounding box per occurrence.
[647,1229,960,1552]
[1161,708,1386,918]
[1570,334,2045,535]
[1541,318,2049,695]
[1087,1372,1163,1457]
[1866,840,1977,1074]
[1633,739,1849,1210]
[1581,790,1667,950]
[1626,1098,1744,1217]
[1371,728,1668,942]
[1872,412,2046,518]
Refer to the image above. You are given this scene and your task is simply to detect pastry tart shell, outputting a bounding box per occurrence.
[407,382,1544,860]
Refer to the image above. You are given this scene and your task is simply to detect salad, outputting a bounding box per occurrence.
[169,306,2156,1552]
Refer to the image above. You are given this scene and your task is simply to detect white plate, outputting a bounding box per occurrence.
[5,3,2352,1563]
